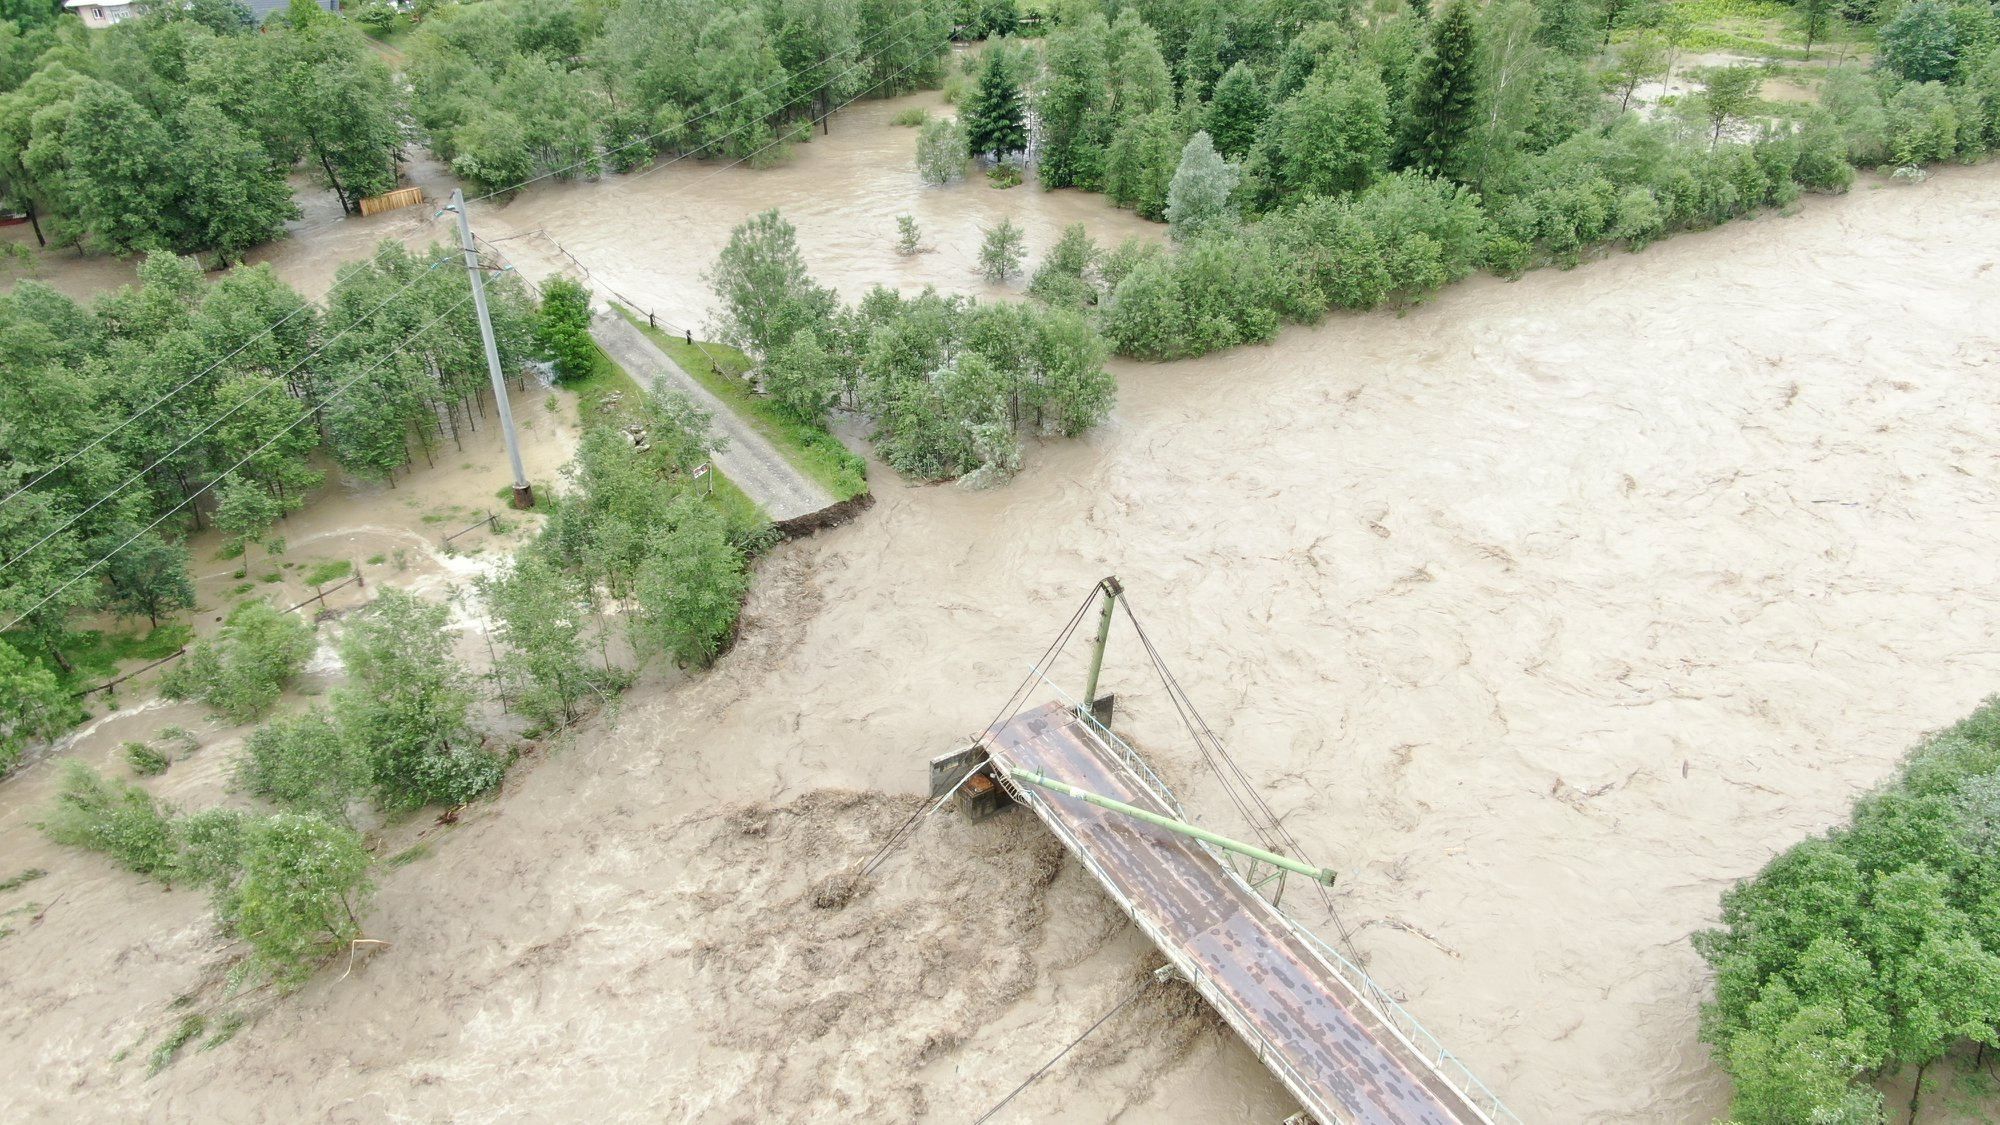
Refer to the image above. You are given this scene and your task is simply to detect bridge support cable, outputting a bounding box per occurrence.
[971,965,1173,1125]
[849,582,1103,885]
[1113,595,1390,1005]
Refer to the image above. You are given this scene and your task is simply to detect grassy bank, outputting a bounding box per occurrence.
[610,304,868,501]
[563,335,766,534]
[3,622,191,697]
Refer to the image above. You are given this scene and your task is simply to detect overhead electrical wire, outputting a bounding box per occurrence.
[0,294,472,634]
[0,9,947,516]
[0,256,458,574]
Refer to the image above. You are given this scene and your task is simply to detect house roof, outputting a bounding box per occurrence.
[63,0,134,8]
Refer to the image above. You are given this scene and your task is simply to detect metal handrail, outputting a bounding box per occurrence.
[1012,670,1521,1125]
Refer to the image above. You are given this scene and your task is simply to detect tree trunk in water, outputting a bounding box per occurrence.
[25,201,44,247]
[308,125,352,214]
[1910,1059,1926,1123]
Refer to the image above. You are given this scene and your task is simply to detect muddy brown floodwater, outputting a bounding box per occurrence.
[2,85,1999,1124]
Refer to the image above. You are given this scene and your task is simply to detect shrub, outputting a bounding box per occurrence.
[890,107,929,127]
[916,117,969,185]
[38,762,179,879]
[1886,81,1961,166]
[161,600,316,724]
[125,741,170,777]
[230,813,372,988]
[237,709,363,820]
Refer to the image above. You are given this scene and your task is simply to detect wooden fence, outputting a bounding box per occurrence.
[359,186,425,217]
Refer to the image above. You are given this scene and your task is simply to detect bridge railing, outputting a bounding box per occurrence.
[1290,926,1519,1124]
[1020,667,1521,1125]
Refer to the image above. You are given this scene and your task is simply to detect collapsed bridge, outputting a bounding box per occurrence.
[936,579,1515,1125]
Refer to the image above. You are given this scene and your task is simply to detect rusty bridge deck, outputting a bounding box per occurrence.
[982,701,1507,1125]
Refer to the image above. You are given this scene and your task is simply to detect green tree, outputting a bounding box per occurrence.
[765,329,846,425]
[1027,222,1101,308]
[230,813,372,987]
[478,553,603,727]
[915,114,970,184]
[1880,0,1959,85]
[1104,108,1179,219]
[962,41,1027,159]
[161,599,316,723]
[264,0,402,212]
[895,213,921,255]
[534,275,598,382]
[705,209,837,359]
[633,496,746,667]
[1036,13,1113,188]
[978,217,1026,282]
[1165,130,1239,241]
[1534,0,1601,59]
[215,472,286,563]
[168,100,301,263]
[334,589,498,810]
[1797,0,1834,60]
[1204,60,1268,162]
[1699,64,1762,148]
[104,535,194,628]
[237,709,363,820]
[1264,66,1393,199]
[1612,31,1666,112]
[1408,0,1484,182]
[0,637,71,773]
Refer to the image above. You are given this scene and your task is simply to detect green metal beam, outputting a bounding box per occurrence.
[1082,576,1122,710]
[1007,766,1337,886]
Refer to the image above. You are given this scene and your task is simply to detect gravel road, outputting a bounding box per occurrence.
[589,311,835,522]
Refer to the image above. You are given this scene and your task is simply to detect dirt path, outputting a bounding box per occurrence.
[590,311,834,522]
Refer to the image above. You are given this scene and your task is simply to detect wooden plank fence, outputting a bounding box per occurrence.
[359,186,425,217]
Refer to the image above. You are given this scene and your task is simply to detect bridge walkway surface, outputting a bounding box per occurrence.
[981,701,1508,1125]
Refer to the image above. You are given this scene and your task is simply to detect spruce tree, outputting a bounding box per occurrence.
[1408,0,1483,183]
[1204,62,1267,162]
[963,47,1027,160]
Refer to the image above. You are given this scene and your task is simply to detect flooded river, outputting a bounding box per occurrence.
[3,88,1998,1123]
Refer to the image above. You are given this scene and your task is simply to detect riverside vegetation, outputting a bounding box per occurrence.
[921,0,2000,360]
[1696,699,2000,1122]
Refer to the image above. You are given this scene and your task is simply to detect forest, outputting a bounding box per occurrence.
[0,0,403,258]
[909,0,2000,360]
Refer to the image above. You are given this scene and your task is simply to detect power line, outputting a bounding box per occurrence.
[0,13,946,515]
[0,295,472,634]
[0,240,424,512]
[0,256,458,574]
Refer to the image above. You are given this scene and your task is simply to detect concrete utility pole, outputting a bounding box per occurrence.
[447,188,534,509]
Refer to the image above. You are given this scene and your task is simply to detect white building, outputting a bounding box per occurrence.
[63,0,134,28]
